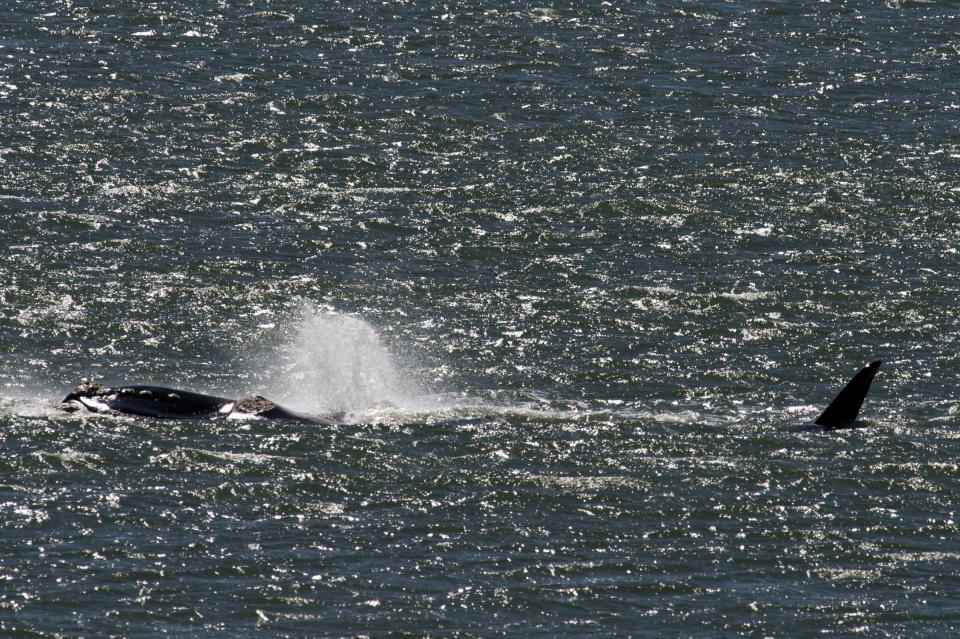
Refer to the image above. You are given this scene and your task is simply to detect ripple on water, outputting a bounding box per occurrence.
[3,0,960,636]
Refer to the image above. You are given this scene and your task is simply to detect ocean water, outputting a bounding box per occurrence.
[2,0,960,636]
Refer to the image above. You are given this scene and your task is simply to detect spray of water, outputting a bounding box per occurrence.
[262,305,424,417]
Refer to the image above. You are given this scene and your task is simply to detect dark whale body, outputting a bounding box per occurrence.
[61,382,339,425]
[808,360,882,430]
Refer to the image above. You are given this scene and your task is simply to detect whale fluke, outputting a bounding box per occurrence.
[814,360,882,429]
[61,382,339,425]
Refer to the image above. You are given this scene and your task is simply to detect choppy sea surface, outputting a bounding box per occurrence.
[3,1,960,636]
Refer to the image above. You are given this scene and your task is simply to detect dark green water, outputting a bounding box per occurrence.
[2,1,960,636]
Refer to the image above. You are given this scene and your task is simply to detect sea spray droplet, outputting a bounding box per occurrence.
[266,306,413,415]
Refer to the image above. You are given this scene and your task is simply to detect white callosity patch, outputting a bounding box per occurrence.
[78,395,115,413]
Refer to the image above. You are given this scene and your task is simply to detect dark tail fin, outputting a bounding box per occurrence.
[814,360,882,429]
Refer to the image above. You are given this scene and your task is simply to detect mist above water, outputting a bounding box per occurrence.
[260,305,424,418]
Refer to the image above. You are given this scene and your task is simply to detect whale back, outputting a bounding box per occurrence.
[63,383,233,419]
[106,385,234,419]
[62,382,339,424]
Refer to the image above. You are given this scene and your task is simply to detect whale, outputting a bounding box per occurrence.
[810,360,882,430]
[60,382,340,425]
[60,360,882,429]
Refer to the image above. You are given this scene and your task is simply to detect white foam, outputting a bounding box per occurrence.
[0,385,67,418]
